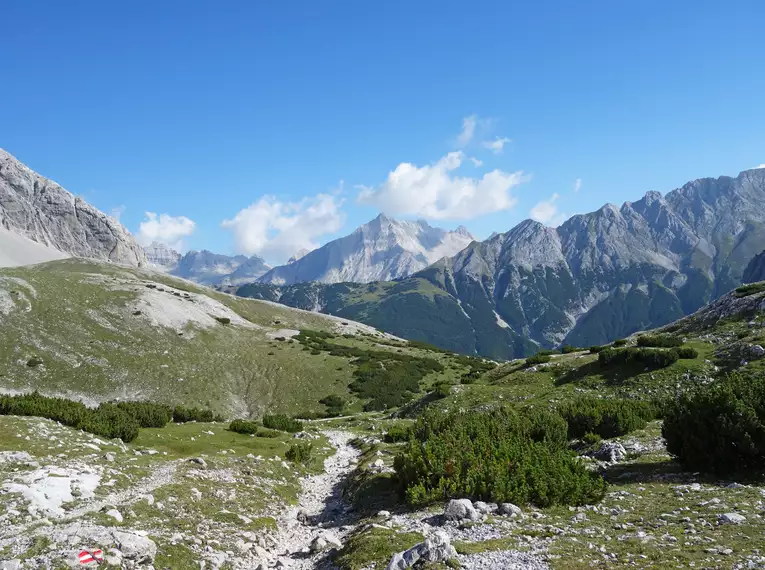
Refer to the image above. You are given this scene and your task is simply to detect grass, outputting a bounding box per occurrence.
[333,526,423,570]
[0,259,466,416]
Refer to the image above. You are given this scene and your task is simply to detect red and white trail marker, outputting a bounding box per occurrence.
[78,549,104,565]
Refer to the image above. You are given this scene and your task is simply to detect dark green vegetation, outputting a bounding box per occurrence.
[295,329,445,410]
[636,334,683,348]
[523,353,552,368]
[262,414,303,433]
[1,393,136,442]
[559,397,657,439]
[734,282,765,297]
[285,441,313,464]
[172,406,216,423]
[663,372,765,478]
[394,407,607,507]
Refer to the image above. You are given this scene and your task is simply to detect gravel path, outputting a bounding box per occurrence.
[271,430,361,569]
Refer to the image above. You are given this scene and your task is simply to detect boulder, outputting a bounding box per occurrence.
[386,532,456,569]
[444,499,480,521]
[473,501,497,514]
[594,441,627,463]
[112,531,157,563]
[309,536,328,553]
[750,345,765,358]
[0,560,21,570]
[105,509,123,523]
[498,503,523,518]
[718,513,746,525]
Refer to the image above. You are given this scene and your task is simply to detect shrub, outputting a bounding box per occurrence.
[612,339,628,347]
[432,382,452,399]
[0,393,140,442]
[582,432,602,447]
[319,394,345,414]
[172,406,214,423]
[524,353,552,368]
[229,419,260,435]
[636,334,683,348]
[561,345,581,354]
[115,402,172,428]
[285,441,313,465]
[598,347,678,370]
[263,414,303,433]
[676,347,699,359]
[394,407,606,508]
[383,425,411,443]
[588,345,604,354]
[559,397,656,439]
[663,372,765,477]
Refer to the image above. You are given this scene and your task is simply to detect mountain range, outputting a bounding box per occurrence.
[236,168,765,359]
[4,146,765,360]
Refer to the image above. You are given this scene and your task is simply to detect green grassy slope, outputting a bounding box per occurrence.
[0,259,462,417]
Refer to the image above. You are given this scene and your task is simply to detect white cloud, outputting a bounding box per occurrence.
[221,193,345,264]
[357,151,527,220]
[530,193,567,227]
[753,164,765,169]
[136,212,196,251]
[109,205,126,222]
[456,115,477,147]
[574,178,582,193]
[469,157,483,167]
[482,136,511,154]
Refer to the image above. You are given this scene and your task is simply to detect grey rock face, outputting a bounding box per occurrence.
[259,214,475,285]
[743,250,765,283]
[594,441,627,463]
[0,148,146,267]
[143,241,181,269]
[170,250,270,286]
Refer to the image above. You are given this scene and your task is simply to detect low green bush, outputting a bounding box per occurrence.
[582,432,602,447]
[0,392,140,442]
[319,394,346,413]
[115,402,172,428]
[612,339,628,347]
[383,425,411,443]
[598,347,678,370]
[524,353,552,368]
[394,407,605,507]
[663,372,765,477]
[588,345,604,354]
[229,419,260,435]
[676,347,699,359]
[285,441,313,465]
[636,334,683,348]
[263,413,303,433]
[172,406,215,423]
[559,397,656,439]
[561,345,581,354]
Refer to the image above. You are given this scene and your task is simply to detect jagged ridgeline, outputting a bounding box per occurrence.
[235,168,765,359]
[0,259,470,415]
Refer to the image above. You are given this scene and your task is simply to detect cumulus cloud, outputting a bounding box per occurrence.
[482,136,511,154]
[221,193,345,264]
[753,164,765,169]
[456,115,477,147]
[357,151,527,220]
[136,212,196,251]
[574,178,582,193]
[530,193,567,227]
[469,157,483,167]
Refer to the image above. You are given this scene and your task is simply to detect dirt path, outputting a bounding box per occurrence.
[271,430,361,569]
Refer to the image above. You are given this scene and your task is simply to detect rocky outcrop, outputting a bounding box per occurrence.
[743,250,765,283]
[143,242,181,270]
[0,149,146,267]
[170,250,269,286]
[258,214,475,285]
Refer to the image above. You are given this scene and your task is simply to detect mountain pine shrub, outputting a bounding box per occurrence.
[598,347,678,370]
[229,419,260,435]
[524,353,552,368]
[263,413,303,433]
[637,334,683,348]
[663,372,765,477]
[172,406,215,423]
[559,397,656,439]
[285,441,313,465]
[676,347,699,359]
[115,401,172,428]
[394,407,606,507]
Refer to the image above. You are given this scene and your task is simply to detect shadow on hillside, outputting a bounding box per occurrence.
[602,458,683,485]
[555,360,648,387]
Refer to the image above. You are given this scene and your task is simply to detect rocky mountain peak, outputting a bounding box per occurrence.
[0,148,146,267]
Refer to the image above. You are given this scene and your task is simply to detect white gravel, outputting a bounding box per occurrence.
[458,550,550,569]
[271,430,361,569]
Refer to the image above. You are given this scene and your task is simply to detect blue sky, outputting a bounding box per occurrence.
[2,0,764,264]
